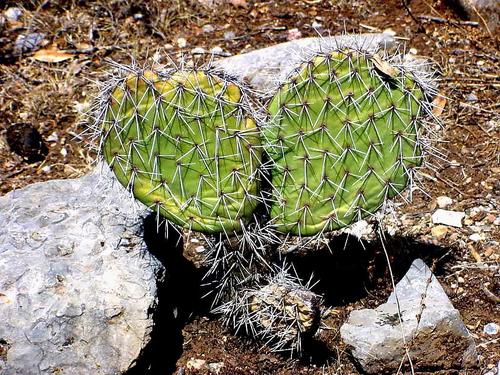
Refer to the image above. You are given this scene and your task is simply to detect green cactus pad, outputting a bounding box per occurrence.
[265,50,424,236]
[101,69,261,233]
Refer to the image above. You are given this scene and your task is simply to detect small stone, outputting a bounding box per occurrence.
[431,209,465,228]
[208,362,224,374]
[223,31,236,40]
[287,28,302,41]
[186,358,206,371]
[4,7,22,21]
[47,132,59,142]
[311,21,322,29]
[483,323,499,335]
[210,46,224,54]
[176,38,187,48]
[41,165,51,173]
[202,24,215,33]
[60,147,68,157]
[431,225,449,239]
[14,33,46,54]
[191,47,206,55]
[466,93,478,102]
[469,233,482,242]
[382,28,397,36]
[436,196,453,208]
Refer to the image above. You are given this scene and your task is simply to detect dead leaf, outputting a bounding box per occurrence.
[32,47,73,63]
[431,94,447,117]
[371,53,399,78]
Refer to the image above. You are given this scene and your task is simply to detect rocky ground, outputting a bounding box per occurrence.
[0,0,498,374]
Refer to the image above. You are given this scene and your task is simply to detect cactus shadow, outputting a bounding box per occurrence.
[126,213,203,375]
[289,233,453,307]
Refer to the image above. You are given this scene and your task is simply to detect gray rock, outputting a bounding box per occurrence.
[0,166,164,375]
[216,33,395,92]
[431,208,465,227]
[340,259,477,374]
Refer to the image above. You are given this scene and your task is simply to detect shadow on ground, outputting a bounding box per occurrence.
[127,215,456,373]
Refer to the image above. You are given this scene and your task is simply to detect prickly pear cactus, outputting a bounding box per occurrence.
[100,68,261,233]
[265,49,425,236]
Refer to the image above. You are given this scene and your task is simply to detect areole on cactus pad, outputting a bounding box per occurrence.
[99,68,261,233]
[265,49,426,236]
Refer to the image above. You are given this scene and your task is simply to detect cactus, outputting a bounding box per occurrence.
[88,42,440,356]
[213,265,321,354]
[98,67,262,234]
[264,48,428,236]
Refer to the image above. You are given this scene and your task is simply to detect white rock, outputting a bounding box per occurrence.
[484,322,499,335]
[210,46,224,54]
[191,47,206,54]
[186,358,206,370]
[469,233,482,242]
[202,24,215,33]
[176,37,187,48]
[340,259,477,374]
[4,7,22,21]
[436,195,453,208]
[432,209,465,228]
[0,167,165,374]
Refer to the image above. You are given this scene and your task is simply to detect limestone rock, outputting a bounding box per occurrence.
[0,166,164,375]
[340,259,477,374]
[215,33,395,92]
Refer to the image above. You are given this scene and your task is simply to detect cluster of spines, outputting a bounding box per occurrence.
[212,264,321,354]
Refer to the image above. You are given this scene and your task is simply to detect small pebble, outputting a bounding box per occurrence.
[287,28,302,41]
[431,209,465,228]
[210,46,224,54]
[466,93,478,102]
[60,148,68,157]
[202,24,215,33]
[311,21,322,29]
[191,47,206,55]
[14,33,46,54]
[469,233,482,242]
[176,38,187,48]
[223,31,236,40]
[436,196,453,208]
[47,132,59,142]
[42,165,51,173]
[483,322,499,335]
[4,7,22,21]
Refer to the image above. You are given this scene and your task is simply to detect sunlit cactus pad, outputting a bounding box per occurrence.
[265,49,425,236]
[100,69,261,233]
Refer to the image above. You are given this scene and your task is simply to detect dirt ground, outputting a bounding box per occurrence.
[0,0,498,374]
